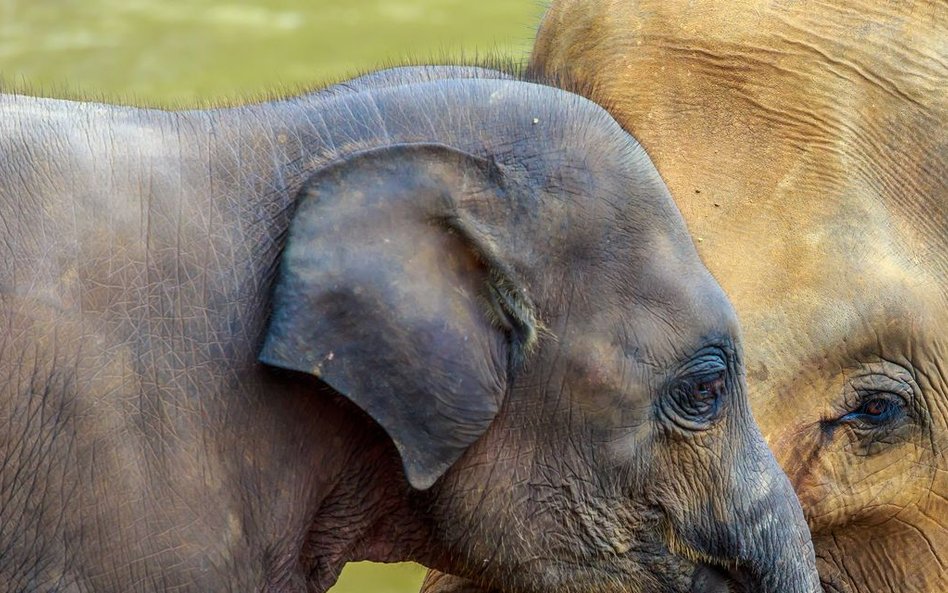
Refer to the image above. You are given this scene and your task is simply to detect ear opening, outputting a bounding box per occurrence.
[259,143,538,489]
[439,214,539,369]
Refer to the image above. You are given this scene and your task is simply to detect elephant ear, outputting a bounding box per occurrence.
[259,143,537,490]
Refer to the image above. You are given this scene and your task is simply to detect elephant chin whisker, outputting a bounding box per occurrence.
[665,524,736,572]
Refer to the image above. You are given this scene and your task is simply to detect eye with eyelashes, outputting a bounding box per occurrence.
[677,368,727,418]
[661,349,731,431]
[840,393,896,423]
[835,370,917,432]
[686,371,727,414]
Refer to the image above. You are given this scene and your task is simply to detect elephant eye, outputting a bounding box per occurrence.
[833,366,919,449]
[694,374,726,401]
[662,368,728,430]
[842,395,902,426]
[862,399,889,416]
[660,349,731,431]
[687,371,726,415]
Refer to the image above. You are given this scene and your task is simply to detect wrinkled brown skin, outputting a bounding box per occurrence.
[416,2,947,593]
[0,68,820,592]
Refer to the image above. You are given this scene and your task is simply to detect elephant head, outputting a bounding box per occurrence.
[0,74,818,592]
[522,1,948,591]
[257,78,821,592]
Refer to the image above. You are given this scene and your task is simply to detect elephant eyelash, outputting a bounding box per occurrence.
[835,369,918,424]
[652,346,735,432]
[838,391,908,427]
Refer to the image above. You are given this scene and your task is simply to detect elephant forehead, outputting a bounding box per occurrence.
[553,232,738,364]
[736,251,944,364]
[689,169,945,338]
[534,0,945,276]
[587,0,944,105]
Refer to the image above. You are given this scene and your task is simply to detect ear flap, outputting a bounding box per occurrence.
[259,143,537,490]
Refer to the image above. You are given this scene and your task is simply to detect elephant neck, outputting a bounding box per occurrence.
[295,391,433,592]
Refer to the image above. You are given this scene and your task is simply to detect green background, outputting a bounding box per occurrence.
[0,0,542,106]
[0,0,544,590]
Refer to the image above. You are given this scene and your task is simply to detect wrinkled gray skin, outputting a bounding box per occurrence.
[0,67,818,593]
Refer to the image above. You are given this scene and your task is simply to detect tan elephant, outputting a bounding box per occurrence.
[422,1,945,592]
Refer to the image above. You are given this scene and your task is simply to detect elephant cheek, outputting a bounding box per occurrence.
[813,543,856,593]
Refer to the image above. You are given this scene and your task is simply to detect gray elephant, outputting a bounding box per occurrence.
[0,66,819,593]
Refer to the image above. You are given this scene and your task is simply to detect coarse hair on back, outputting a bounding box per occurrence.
[0,49,610,114]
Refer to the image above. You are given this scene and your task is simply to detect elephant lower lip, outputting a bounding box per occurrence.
[690,563,741,593]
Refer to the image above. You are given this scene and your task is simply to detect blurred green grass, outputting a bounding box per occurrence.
[0,0,542,106]
[332,562,428,593]
[0,0,544,590]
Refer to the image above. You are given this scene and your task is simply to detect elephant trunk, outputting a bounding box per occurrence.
[678,425,821,593]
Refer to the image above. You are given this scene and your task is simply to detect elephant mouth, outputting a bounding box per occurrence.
[690,563,746,593]
[667,530,747,593]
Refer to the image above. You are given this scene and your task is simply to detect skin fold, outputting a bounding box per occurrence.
[422,2,946,592]
[0,68,820,592]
